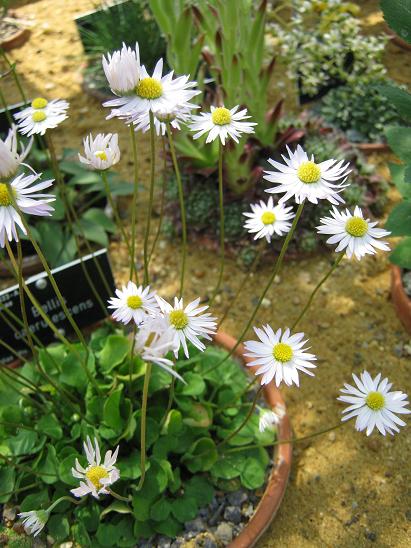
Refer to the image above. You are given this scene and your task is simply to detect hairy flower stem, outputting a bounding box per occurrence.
[210,142,225,304]
[129,125,140,284]
[129,324,137,399]
[149,136,167,262]
[217,386,263,448]
[46,496,83,513]
[101,170,134,259]
[143,112,156,285]
[218,241,265,328]
[223,422,345,454]
[205,201,305,375]
[5,241,82,412]
[136,362,152,490]
[0,49,28,104]
[166,122,187,298]
[45,133,111,312]
[107,488,131,503]
[5,183,100,392]
[291,252,344,330]
[159,376,176,432]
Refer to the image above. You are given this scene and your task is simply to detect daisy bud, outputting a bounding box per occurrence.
[78,133,120,171]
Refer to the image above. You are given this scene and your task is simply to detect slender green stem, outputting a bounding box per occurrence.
[0,49,27,103]
[291,253,344,330]
[143,112,156,285]
[159,376,176,431]
[129,125,139,284]
[166,122,187,297]
[0,370,44,411]
[107,488,131,502]
[149,136,167,262]
[215,377,258,414]
[205,201,305,375]
[129,324,137,399]
[101,170,134,260]
[0,87,13,126]
[218,241,265,328]
[45,133,110,312]
[223,422,345,453]
[136,362,152,490]
[46,496,83,513]
[210,142,225,303]
[217,386,263,448]
[5,182,99,391]
[0,482,38,500]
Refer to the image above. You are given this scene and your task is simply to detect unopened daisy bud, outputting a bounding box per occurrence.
[14,98,69,136]
[102,42,141,95]
[244,325,317,387]
[338,371,410,436]
[131,105,194,136]
[190,105,257,145]
[71,437,120,499]
[316,206,390,260]
[0,126,32,178]
[18,509,49,537]
[79,133,120,171]
[259,406,285,432]
[107,281,160,325]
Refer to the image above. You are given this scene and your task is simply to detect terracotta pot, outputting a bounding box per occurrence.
[391,265,411,335]
[354,142,391,154]
[1,20,30,51]
[214,331,292,548]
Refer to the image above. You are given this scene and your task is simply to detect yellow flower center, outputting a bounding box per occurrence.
[365,391,385,411]
[135,77,163,99]
[31,97,48,109]
[273,342,293,363]
[94,150,108,161]
[85,465,109,490]
[261,211,276,225]
[297,161,321,184]
[32,111,47,123]
[127,295,143,309]
[345,217,368,237]
[211,107,232,126]
[0,183,13,207]
[169,309,189,330]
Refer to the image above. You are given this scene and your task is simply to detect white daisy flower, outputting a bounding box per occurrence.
[157,296,217,358]
[189,105,257,145]
[14,97,69,136]
[244,325,317,387]
[104,57,199,120]
[78,133,120,171]
[243,197,294,243]
[18,510,48,537]
[0,172,55,248]
[135,316,184,382]
[107,281,160,326]
[316,206,390,260]
[338,371,410,436]
[0,125,33,178]
[264,144,350,205]
[71,437,120,499]
[102,42,141,95]
[130,104,194,136]
[258,406,285,432]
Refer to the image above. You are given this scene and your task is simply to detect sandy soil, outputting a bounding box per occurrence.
[2,1,411,547]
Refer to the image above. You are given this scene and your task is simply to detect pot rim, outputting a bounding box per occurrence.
[214,331,292,548]
[390,265,411,335]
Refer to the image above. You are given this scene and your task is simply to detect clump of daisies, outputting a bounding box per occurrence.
[14,97,69,136]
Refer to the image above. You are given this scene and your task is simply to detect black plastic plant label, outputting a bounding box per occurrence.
[0,248,115,364]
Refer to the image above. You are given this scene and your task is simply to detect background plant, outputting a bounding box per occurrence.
[270,0,387,101]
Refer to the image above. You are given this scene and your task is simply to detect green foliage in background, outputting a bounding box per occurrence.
[380,0,411,269]
[318,81,405,143]
[0,325,272,544]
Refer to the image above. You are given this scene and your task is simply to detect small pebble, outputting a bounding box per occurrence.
[186,518,206,533]
[214,522,233,544]
[365,531,377,542]
[328,432,336,442]
[261,297,271,308]
[393,344,403,358]
[227,490,248,506]
[223,505,242,524]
